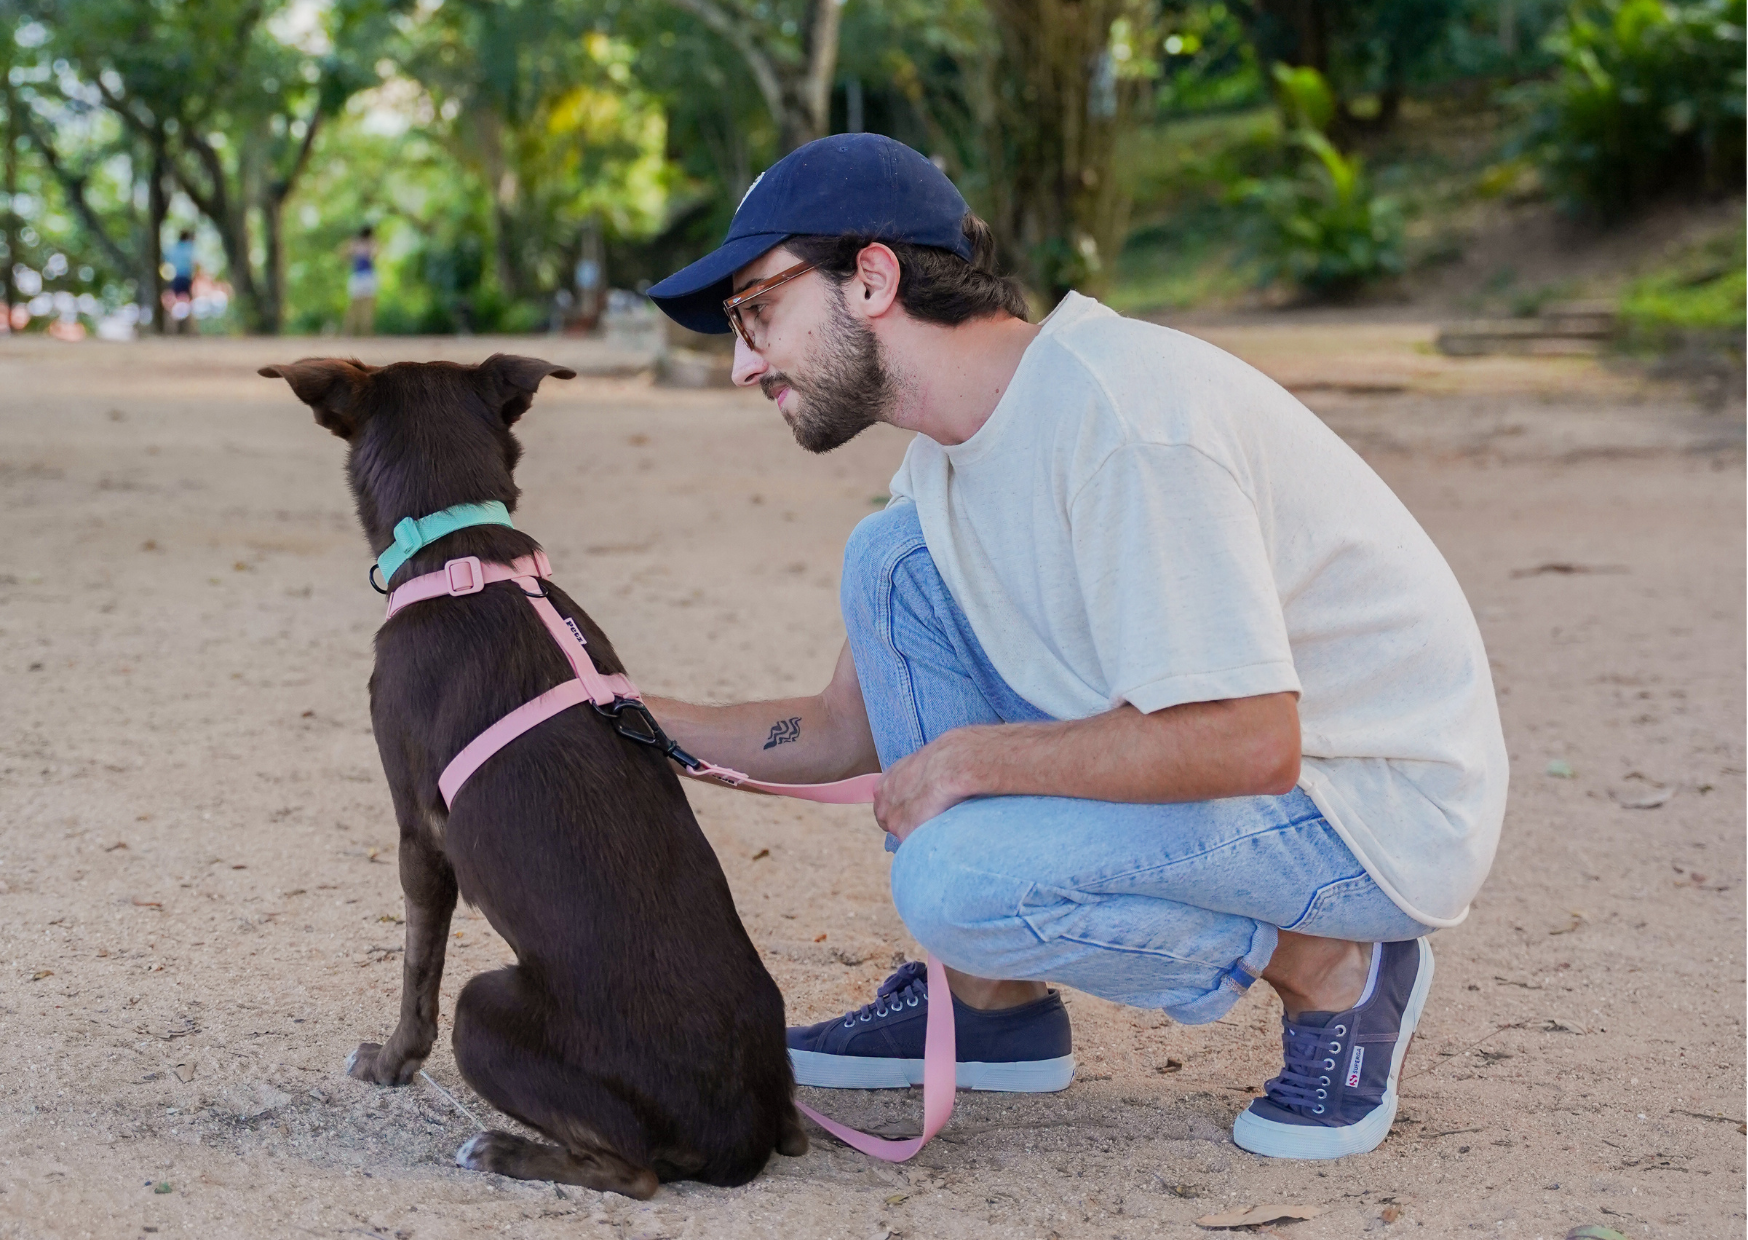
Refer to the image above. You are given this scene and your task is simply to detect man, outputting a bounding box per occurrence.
[645,134,1506,1159]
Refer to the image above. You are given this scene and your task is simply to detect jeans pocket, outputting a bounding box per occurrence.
[1286,872,1432,942]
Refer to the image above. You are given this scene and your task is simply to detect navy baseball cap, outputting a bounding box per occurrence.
[648,133,973,334]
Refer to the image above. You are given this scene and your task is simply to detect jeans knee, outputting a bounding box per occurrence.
[889,827,1011,966]
[841,502,925,615]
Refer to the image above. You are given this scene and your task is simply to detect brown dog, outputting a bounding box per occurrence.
[261,354,807,1197]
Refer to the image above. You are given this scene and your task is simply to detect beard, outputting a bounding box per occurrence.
[760,283,896,454]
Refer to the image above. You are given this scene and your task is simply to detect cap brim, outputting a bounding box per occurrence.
[647,233,788,335]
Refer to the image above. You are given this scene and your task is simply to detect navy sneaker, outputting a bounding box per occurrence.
[1232,938,1434,1159]
[787,961,1076,1092]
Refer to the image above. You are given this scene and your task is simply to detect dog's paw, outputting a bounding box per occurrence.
[346,1041,421,1086]
[456,1130,511,1172]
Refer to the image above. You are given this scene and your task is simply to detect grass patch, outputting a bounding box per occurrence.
[1620,223,1746,347]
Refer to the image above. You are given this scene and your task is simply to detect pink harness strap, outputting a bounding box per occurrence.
[386,555,954,1162]
[385,551,554,618]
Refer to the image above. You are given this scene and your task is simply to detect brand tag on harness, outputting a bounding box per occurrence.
[563,616,587,647]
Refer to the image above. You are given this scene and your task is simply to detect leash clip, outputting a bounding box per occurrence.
[594,697,701,770]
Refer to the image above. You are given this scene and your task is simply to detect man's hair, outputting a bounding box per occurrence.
[783,212,1028,326]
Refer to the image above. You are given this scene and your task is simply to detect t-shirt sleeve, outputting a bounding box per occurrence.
[1068,442,1300,713]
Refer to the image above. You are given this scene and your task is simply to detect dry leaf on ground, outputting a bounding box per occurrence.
[1195,1203,1325,1228]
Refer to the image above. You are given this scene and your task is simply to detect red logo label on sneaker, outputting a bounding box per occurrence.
[1346,1045,1364,1088]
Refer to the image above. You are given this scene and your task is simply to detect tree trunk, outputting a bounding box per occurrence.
[669,0,844,154]
[145,141,168,334]
[260,198,285,335]
[983,0,1140,306]
[1246,0,1329,75]
[792,0,843,148]
[2,86,16,322]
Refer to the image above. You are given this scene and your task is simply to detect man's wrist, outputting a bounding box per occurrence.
[937,726,999,801]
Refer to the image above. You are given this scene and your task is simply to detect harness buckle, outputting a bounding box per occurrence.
[444,556,486,597]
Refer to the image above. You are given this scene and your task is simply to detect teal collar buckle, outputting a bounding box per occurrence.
[374,500,515,588]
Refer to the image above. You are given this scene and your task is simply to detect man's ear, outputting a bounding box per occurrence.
[258,359,370,439]
[474,354,578,425]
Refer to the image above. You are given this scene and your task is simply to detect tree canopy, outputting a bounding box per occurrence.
[2,0,1737,334]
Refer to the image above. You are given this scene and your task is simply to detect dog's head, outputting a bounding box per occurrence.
[259,354,575,551]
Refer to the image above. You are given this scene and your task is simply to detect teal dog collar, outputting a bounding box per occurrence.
[375,501,515,586]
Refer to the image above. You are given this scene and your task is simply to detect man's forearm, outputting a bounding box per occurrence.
[641,693,871,783]
[642,641,880,785]
[952,696,1301,804]
[873,693,1301,840]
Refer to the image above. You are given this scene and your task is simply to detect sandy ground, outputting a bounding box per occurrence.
[0,328,1742,1239]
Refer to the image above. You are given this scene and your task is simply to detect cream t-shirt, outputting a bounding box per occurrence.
[888,293,1506,927]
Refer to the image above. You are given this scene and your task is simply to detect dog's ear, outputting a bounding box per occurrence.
[474,354,577,425]
[259,359,370,439]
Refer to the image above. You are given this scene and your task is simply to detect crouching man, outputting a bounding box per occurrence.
[642,134,1506,1159]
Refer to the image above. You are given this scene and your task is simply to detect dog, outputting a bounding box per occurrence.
[260,354,808,1197]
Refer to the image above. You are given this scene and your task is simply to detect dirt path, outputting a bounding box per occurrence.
[1,332,1741,1239]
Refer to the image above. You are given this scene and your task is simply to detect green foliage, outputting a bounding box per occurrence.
[1241,129,1404,295]
[1112,107,1279,310]
[1272,63,1336,131]
[1619,225,1746,346]
[1238,0,1466,129]
[1519,0,1746,217]
[1151,4,1268,116]
[1236,66,1403,297]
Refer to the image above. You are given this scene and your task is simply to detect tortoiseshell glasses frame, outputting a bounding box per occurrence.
[721,259,818,349]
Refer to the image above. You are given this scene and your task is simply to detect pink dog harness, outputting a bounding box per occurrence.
[384,550,953,1161]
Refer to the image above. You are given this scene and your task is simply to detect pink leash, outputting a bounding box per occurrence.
[385,554,955,1161]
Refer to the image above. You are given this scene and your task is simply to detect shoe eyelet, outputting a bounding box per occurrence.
[1322,1058,1336,1070]
[1319,1076,1330,1086]
[1315,1088,1327,1099]
[1312,1105,1325,1115]
[859,1012,871,1022]
[1329,1040,1341,1053]
[875,1006,887,1019]
[907,995,919,1007]
[843,1018,855,1028]
[1334,1024,1347,1036]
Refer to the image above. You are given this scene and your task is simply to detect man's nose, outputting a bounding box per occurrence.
[731,336,767,387]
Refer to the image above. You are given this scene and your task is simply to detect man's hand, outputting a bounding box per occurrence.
[873,730,978,842]
[871,692,1301,845]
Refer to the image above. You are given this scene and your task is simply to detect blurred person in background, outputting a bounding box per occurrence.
[343,226,378,336]
[164,229,196,335]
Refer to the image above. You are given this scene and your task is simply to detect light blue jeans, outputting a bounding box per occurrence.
[842,502,1431,1025]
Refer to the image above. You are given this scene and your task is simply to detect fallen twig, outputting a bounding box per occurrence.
[420,1069,485,1131]
[1670,1108,1746,1126]
[1403,1022,1525,1081]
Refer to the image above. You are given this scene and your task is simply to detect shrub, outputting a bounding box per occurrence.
[1237,66,1405,297]
[1619,225,1746,351]
[1521,0,1745,217]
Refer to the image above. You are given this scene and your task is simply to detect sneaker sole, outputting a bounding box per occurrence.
[1231,938,1435,1160]
[789,1049,1077,1093]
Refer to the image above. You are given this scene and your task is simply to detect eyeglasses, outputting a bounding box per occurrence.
[722,259,816,349]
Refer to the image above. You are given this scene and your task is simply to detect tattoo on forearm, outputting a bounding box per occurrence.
[762,717,802,750]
